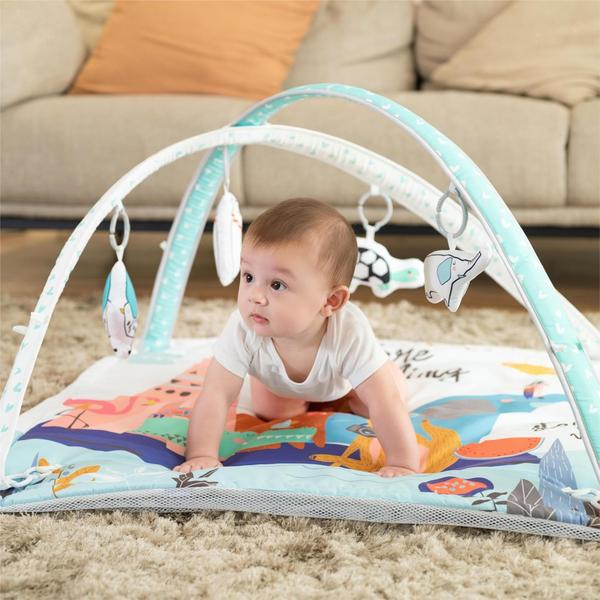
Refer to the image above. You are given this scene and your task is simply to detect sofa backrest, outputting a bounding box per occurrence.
[0,0,86,110]
[67,0,417,93]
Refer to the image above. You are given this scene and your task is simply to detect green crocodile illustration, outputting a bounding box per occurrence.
[133,418,316,459]
[133,417,188,446]
[218,426,316,458]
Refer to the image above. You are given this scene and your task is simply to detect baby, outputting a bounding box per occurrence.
[174,198,420,478]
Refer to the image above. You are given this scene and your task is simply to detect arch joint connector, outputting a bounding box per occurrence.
[12,311,47,337]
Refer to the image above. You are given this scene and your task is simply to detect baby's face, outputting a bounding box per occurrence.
[237,240,332,340]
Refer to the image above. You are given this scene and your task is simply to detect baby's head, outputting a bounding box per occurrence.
[238,198,357,338]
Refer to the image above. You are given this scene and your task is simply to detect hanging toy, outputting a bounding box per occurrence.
[350,185,424,297]
[102,205,138,358]
[424,184,492,312]
[213,144,243,286]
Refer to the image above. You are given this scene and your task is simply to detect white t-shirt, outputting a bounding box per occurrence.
[211,301,389,402]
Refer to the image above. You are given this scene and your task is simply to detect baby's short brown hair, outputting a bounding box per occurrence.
[244,198,358,288]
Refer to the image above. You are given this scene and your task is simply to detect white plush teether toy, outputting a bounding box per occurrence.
[424,185,491,312]
[213,146,243,286]
[350,186,424,297]
[102,206,138,358]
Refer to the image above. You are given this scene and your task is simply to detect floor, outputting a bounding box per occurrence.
[1,229,598,312]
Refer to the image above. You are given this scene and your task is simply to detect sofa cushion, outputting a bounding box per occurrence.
[431,0,600,107]
[243,91,569,211]
[235,205,600,228]
[415,0,509,80]
[0,0,86,110]
[568,99,600,207]
[0,95,252,218]
[66,0,416,94]
[69,0,319,99]
[0,93,586,226]
[2,197,595,227]
[284,0,415,92]
[67,0,114,53]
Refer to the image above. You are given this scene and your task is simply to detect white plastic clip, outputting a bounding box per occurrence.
[0,464,62,490]
[159,240,168,251]
[12,311,45,336]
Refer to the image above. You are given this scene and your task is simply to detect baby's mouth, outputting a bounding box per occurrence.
[251,313,269,324]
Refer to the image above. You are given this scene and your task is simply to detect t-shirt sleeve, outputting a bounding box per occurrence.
[211,310,252,379]
[338,308,389,389]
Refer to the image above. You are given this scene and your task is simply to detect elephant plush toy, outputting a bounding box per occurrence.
[423,247,491,312]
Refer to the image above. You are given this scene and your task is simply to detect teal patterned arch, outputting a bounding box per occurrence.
[141,84,599,481]
[1,85,597,490]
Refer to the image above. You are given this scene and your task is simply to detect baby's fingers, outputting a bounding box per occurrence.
[174,458,222,473]
[377,466,416,478]
[173,463,191,473]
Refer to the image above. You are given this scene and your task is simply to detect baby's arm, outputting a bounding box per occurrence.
[173,357,243,473]
[354,361,420,477]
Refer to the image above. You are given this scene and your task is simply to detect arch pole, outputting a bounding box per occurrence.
[0,124,502,487]
[144,84,600,482]
[0,128,257,487]
[1,85,598,486]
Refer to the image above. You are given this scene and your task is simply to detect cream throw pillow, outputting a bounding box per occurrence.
[431,0,600,106]
[1,0,86,109]
[67,0,114,52]
[415,0,511,80]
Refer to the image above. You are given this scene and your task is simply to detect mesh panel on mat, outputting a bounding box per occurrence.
[1,487,598,541]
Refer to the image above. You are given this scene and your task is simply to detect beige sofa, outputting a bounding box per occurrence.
[1,0,598,228]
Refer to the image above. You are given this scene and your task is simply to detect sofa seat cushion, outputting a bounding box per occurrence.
[2,198,596,227]
[234,205,599,228]
[0,95,252,217]
[568,99,600,207]
[243,90,569,211]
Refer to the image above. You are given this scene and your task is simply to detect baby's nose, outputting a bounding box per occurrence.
[250,291,266,304]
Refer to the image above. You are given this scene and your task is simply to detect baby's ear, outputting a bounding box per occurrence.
[323,286,350,316]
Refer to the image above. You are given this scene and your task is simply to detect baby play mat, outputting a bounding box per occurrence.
[2,84,599,541]
[1,338,598,540]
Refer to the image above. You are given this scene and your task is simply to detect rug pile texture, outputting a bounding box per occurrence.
[1,295,598,599]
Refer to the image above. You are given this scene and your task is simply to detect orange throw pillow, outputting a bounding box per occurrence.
[70,0,320,99]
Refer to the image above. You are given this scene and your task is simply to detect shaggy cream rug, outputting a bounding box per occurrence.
[1,295,599,599]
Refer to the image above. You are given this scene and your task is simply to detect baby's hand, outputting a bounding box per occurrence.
[377,465,418,478]
[173,456,223,474]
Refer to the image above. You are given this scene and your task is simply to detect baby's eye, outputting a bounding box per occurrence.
[242,272,285,291]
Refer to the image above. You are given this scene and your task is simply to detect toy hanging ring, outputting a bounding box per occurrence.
[109,205,131,254]
[435,185,469,240]
[357,184,394,233]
